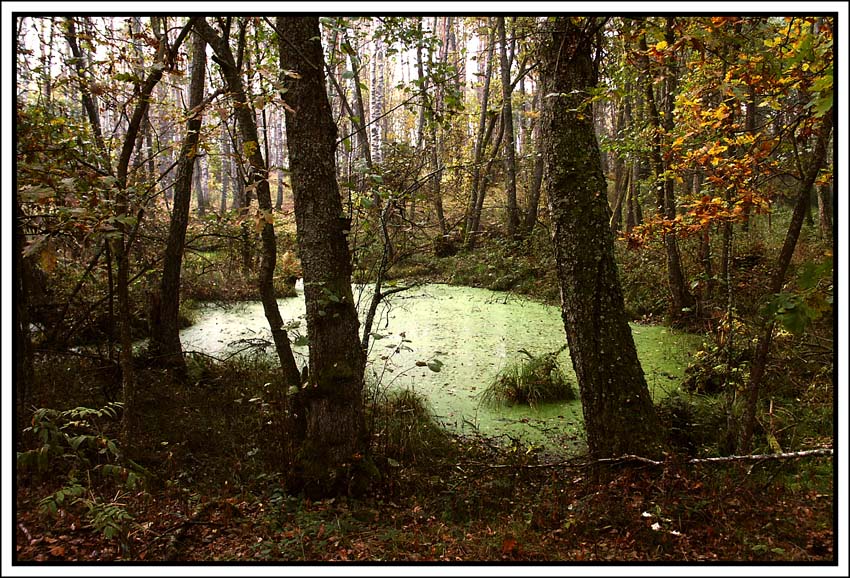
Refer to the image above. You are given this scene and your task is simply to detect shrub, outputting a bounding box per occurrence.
[17,403,146,549]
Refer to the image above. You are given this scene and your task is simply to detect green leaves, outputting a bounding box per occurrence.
[761,257,832,336]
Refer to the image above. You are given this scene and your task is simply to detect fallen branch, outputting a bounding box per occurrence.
[460,447,833,470]
[601,447,834,467]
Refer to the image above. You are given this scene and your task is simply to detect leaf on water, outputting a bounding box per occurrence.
[427,359,444,373]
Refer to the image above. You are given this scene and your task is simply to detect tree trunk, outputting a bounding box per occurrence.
[497,17,520,238]
[465,20,496,245]
[522,106,545,237]
[468,111,505,248]
[739,110,833,453]
[63,17,112,173]
[15,198,34,439]
[220,119,230,212]
[816,181,832,241]
[149,29,207,372]
[275,113,285,210]
[196,17,301,387]
[112,16,196,448]
[194,157,206,216]
[344,27,373,174]
[277,16,370,498]
[542,17,663,460]
[427,19,449,241]
[637,21,695,317]
[369,19,384,166]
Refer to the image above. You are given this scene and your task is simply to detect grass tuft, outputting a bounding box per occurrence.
[479,346,576,408]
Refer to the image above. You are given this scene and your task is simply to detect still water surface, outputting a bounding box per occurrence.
[180,283,702,452]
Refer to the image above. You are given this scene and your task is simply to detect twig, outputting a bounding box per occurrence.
[18,523,33,543]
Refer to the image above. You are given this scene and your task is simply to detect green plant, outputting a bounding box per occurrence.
[479,347,576,408]
[18,403,125,473]
[17,402,145,549]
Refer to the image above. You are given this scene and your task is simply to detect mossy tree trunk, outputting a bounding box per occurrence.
[277,16,369,497]
[541,17,663,460]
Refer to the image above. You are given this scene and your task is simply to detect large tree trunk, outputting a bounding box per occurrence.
[542,17,663,460]
[196,18,301,387]
[277,16,370,498]
[497,17,520,238]
[149,29,207,372]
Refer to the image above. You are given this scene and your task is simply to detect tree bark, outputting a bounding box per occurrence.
[149,29,207,372]
[542,17,663,461]
[275,112,286,210]
[63,17,111,173]
[220,118,230,212]
[196,17,301,387]
[112,16,197,448]
[465,20,496,245]
[498,17,520,238]
[522,103,545,238]
[816,181,832,241]
[369,19,385,166]
[15,197,34,439]
[277,16,370,498]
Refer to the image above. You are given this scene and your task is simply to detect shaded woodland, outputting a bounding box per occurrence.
[13,14,835,564]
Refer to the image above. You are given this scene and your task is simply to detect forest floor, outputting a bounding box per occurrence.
[15,228,835,564]
[15,433,834,563]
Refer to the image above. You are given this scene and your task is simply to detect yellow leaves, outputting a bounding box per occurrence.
[654,40,668,51]
[735,133,756,146]
[712,105,730,121]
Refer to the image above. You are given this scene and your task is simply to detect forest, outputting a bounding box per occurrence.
[11,13,837,565]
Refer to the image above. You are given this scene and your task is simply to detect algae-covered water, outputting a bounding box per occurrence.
[180,283,703,451]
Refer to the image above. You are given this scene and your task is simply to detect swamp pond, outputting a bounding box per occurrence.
[180,283,703,453]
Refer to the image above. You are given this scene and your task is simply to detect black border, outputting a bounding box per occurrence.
[7,6,842,573]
